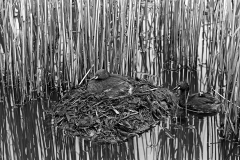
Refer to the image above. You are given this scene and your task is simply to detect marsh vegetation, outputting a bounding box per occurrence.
[0,0,239,159]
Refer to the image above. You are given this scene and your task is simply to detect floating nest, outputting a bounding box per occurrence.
[48,79,179,144]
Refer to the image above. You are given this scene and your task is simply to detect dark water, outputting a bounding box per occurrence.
[0,70,239,160]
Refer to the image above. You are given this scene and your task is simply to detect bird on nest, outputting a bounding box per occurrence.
[87,69,133,98]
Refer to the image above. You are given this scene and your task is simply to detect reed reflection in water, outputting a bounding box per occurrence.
[0,76,239,160]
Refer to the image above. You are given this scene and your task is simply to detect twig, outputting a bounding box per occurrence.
[78,66,94,86]
[211,87,240,109]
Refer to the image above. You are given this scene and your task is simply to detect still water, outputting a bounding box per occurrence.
[0,71,239,160]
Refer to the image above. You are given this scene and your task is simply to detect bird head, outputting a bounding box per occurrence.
[91,69,110,80]
[173,81,190,92]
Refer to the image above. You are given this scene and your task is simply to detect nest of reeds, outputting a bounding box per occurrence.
[48,80,179,144]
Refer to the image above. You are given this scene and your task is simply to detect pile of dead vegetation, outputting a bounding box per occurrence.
[47,80,179,144]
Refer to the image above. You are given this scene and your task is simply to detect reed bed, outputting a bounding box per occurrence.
[0,0,239,149]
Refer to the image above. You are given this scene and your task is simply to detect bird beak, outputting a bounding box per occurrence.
[173,86,180,90]
[90,76,98,80]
